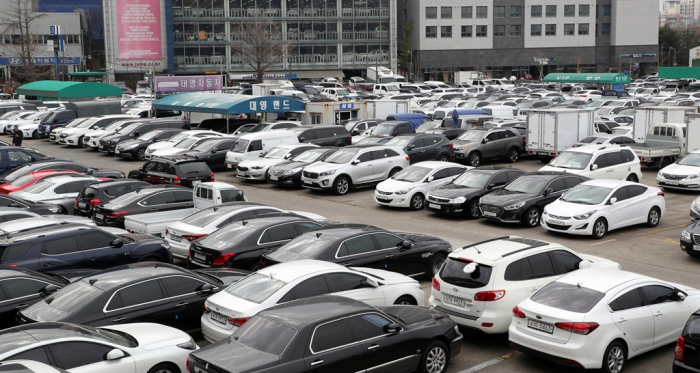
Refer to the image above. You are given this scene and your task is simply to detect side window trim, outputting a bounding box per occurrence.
[103,278,170,313]
[348,312,402,343]
[335,233,379,259]
[257,223,298,245]
[0,277,52,302]
[158,274,212,298]
[309,316,357,355]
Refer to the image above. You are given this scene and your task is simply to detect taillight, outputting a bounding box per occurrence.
[105,211,129,218]
[474,290,506,301]
[173,176,181,185]
[448,143,453,148]
[676,336,685,361]
[210,172,215,182]
[183,234,207,242]
[186,356,190,372]
[74,197,78,207]
[212,252,236,266]
[658,191,665,196]
[258,260,266,269]
[166,228,169,235]
[90,199,101,207]
[555,322,600,335]
[432,277,440,291]
[227,317,250,326]
[512,306,526,318]
[203,304,210,314]
[405,156,410,161]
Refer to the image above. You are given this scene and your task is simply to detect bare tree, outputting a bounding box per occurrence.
[230,15,290,83]
[0,0,51,82]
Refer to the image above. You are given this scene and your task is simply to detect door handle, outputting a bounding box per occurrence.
[42,262,54,267]
[618,317,627,323]
[112,317,127,323]
[310,360,324,366]
[176,302,188,308]
[368,344,380,351]
[14,303,28,309]
[88,257,97,261]
[385,254,393,259]
[655,311,663,317]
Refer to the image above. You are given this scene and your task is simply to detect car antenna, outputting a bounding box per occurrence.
[316,233,322,238]
[577,282,582,289]
[89,279,98,286]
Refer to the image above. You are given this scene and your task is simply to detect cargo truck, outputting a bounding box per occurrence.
[628,115,700,168]
[525,108,595,161]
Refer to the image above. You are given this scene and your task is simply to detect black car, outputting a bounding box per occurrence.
[288,125,352,147]
[425,166,526,218]
[342,119,381,136]
[128,157,214,187]
[188,214,324,270]
[101,119,187,154]
[385,133,454,163]
[681,220,700,257]
[17,262,248,332]
[479,171,589,227]
[422,127,467,140]
[0,161,125,185]
[196,118,260,134]
[674,309,700,373]
[93,185,193,227]
[178,137,236,170]
[114,128,186,160]
[189,295,462,373]
[268,147,338,187]
[0,224,172,272]
[0,194,62,215]
[74,179,150,217]
[261,224,452,277]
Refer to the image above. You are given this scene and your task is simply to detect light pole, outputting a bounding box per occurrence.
[669,47,675,67]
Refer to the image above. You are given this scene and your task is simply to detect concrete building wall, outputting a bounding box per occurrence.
[523,0,596,49]
[612,0,659,46]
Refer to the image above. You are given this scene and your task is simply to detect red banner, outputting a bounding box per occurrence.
[117,0,162,60]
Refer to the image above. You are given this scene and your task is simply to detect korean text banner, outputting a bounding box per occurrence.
[155,76,224,93]
[117,0,163,60]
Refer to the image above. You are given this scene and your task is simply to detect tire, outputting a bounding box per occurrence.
[138,256,162,263]
[522,207,540,228]
[626,174,639,182]
[602,341,627,373]
[389,168,401,178]
[409,193,425,211]
[539,157,549,163]
[32,130,40,139]
[506,148,519,163]
[467,200,480,219]
[249,262,260,271]
[468,152,481,167]
[78,136,84,147]
[429,254,446,276]
[438,154,450,162]
[147,363,180,373]
[646,207,661,227]
[418,340,449,373]
[333,176,350,195]
[393,295,417,305]
[137,148,146,160]
[592,218,607,239]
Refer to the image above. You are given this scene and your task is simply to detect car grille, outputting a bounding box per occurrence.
[548,214,570,220]
[662,173,688,180]
[546,222,572,230]
[377,190,392,195]
[269,168,281,176]
[99,139,108,146]
[84,136,91,142]
[303,171,319,179]
[481,205,502,214]
[428,195,450,203]
[694,234,700,245]
[237,166,249,171]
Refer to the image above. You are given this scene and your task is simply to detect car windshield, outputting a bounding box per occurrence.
[117,123,141,134]
[678,153,700,166]
[263,147,289,159]
[456,130,484,142]
[344,121,361,131]
[225,273,287,303]
[548,152,593,170]
[192,140,219,153]
[231,139,249,153]
[0,112,17,119]
[392,166,431,182]
[452,171,491,188]
[138,130,163,141]
[504,177,549,194]
[324,149,358,164]
[273,233,334,259]
[22,180,55,194]
[9,174,38,186]
[174,138,198,149]
[293,149,327,162]
[197,222,257,250]
[233,316,297,355]
[385,137,413,148]
[166,132,190,143]
[433,111,447,120]
[247,123,274,133]
[75,118,99,128]
[531,282,605,313]
[371,123,397,137]
[336,89,350,96]
[104,121,126,132]
[561,184,612,205]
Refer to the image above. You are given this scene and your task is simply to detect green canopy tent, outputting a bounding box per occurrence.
[542,73,631,84]
[658,67,700,79]
[16,81,121,101]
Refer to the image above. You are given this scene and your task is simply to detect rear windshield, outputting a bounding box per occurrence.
[23,181,55,194]
[178,162,208,173]
[531,282,605,313]
[198,222,256,249]
[683,315,700,339]
[273,234,334,259]
[225,273,287,303]
[81,187,99,199]
[439,257,492,289]
[180,208,224,228]
[220,189,244,203]
[9,174,36,186]
[44,280,104,312]
[234,316,296,355]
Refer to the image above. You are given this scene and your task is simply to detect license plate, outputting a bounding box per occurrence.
[527,319,554,334]
[667,181,679,186]
[429,203,441,209]
[548,219,565,226]
[443,295,466,307]
[99,145,104,150]
[694,245,700,251]
[194,252,206,261]
[210,311,227,324]
[78,201,87,208]
[193,367,209,373]
[95,213,104,220]
[538,152,549,156]
[483,211,497,217]
[238,172,246,177]
[170,234,181,242]
[269,175,278,180]
[227,164,232,169]
[303,179,311,184]
[115,150,120,154]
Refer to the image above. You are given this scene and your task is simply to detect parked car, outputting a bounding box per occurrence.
[343,118,380,135]
[0,161,125,185]
[0,170,83,194]
[289,125,352,146]
[657,150,700,191]
[673,308,700,372]
[268,147,338,187]
[0,212,94,228]
[84,118,145,150]
[189,295,461,373]
[572,134,635,147]
[128,157,214,188]
[479,171,589,227]
[384,133,455,163]
[176,137,236,170]
[0,147,50,174]
[92,185,194,228]
[10,176,106,215]
[144,130,220,159]
[540,145,642,182]
[225,131,300,169]
[509,268,700,372]
[237,144,318,181]
[74,179,150,217]
[59,115,138,146]
[681,218,700,257]
[48,117,88,142]
[0,193,62,215]
[452,127,523,167]
[148,134,227,159]
[422,127,467,140]
[115,128,186,160]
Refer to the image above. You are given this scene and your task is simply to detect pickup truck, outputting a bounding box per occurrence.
[628,121,700,168]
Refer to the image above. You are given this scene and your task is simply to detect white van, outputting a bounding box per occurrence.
[225,131,299,169]
[479,105,517,119]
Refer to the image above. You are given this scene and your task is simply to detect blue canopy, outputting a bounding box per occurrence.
[152,92,306,114]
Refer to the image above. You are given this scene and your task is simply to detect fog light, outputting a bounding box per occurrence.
[399,199,404,203]
[322,180,329,186]
[689,185,698,188]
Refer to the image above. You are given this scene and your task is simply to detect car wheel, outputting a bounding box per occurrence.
[507,148,519,163]
[539,157,549,163]
[522,207,540,228]
[389,168,401,178]
[32,130,40,139]
[333,176,350,195]
[429,254,446,276]
[626,174,639,182]
[137,148,146,160]
[602,341,626,373]
[646,207,661,227]
[78,136,84,147]
[467,200,480,219]
[593,218,608,239]
[394,295,417,305]
[147,363,180,373]
[410,193,425,211]
[468,152,480,167]
[419,340,449,373]
[438,154,450,162]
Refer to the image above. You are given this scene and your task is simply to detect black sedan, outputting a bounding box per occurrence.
[114,128,186,160]
[93,185,193,227]
[260,224,452,277]
[0,160,125,185]
[74,179,150,217]
[422,128,467,140]
[188,214,324,270]
[478,171,589,227]
[0,193,62,215]
[425,166,526,218]
[268,147,338,187]
[681,220,700,257]
[189,295,462,373]
[17,262,249,332]
[178,137,236,170]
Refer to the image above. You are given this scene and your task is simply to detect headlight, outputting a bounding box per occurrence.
[48,206,60,213]
[176,337,197,350]
[693,200,700,211]
[461,146,469,150]
[449,196,466,204]
[573,210,597,220]
[125,144,138,150]
[688,174,700,180]
[59,134,67,138]
[161,241,171,250]
[395,186,415,195]
[504,201,525,210]
[284,167,303,176]
[657,171,664,178]
[251,166,263,170]
[542,209,548,216]
[682,230,692,240]
[320,170,336,176]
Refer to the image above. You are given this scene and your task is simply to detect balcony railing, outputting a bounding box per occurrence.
[175,55,225,67]
[174,6,387,18]
[342,7,389,17]
[287,31,338,40]
[173,8,225,17]
[341,30,389,40]
[342,52,389,64]
[230,32,282,41]
[174,32,226,42]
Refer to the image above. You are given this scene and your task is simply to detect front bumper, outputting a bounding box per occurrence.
[236,168,266,180]
[301,176,334,191]
[374,190,412,208]
[63,136,80,145]
[657,176,700,190]
[540,214,592,236]
[225,161,240,169]
[479,204,521,223]
[424,198,465,214]
[116,148,137,158]
[267,172,300,186]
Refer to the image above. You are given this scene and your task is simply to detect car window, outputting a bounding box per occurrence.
[173,190,193,202]
[490,173,508,186]
[507,171,524,181]
[485,132,500,142]
[610,187,629,202]
[160,276,207,297]
[641,285,677,305]
[394,124,408,134]
[504,258,534,281]
[357,152,372,162]
[605,151,624,166]
[291,275,330,300]
[337,235,376,257]
[348,313,392,340]
[326,273,374,292]
[432,169,450,180]
[411,138,427,148]
[78,231,115,251]
[373,233,404,250]
[385,149,400,157]
[370,150,387,160]
[496,131,508,140]
[316,129,332,138]
[311,318,355,353]
[248,140,263,151]
[621,149,636,162]
[447,167,465,177]
[609,288,645,311]
[144,192,173,205]
[260,223,298,244]
[547,178,567,192]
[527,252,556,278]
[8,347,51,365]
[42,236,80,255]
[550,250,581,275]
[295,222,320,234]
[7,150,31,162]
[626,185,647,198]
[49,342,113,370]
[3,213,32,222]
[563,176,584,189]
[109,279,164,310]
[299,130,315,140]
[62,164,87,172]
[592,154,610,168]
[2,278,48,299]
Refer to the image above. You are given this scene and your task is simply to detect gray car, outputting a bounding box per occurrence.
[451,127,523,167]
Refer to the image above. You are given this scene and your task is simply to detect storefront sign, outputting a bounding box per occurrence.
[117,0,162,60]
[155,75,224,92]
[0,57,80,65]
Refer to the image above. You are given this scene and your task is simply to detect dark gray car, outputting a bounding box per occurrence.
[452,127,523,167]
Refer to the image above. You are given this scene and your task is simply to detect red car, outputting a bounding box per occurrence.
[0,170,83,194]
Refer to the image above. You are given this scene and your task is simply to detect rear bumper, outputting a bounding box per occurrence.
[509,340,585,369]
[674,360,700,373]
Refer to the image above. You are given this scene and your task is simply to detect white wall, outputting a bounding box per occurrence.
[417,0,493,50]
[612,0,659,46]
[523,0,595,49]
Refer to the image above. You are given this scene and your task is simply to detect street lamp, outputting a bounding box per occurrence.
[669,47,676,67]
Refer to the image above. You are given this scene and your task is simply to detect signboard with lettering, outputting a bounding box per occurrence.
[155,75,224,92]
[0,57,80,66]
[117,0,162,60]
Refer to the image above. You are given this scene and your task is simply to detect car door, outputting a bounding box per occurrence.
[0,277,53,328]
[283,275,332,302]
[422,136,440,161]
[207,140,234,167]
[606,187,632,229]
[539,178,568,209]
[493,130,511,156]
[640,285,692,346]
[315,129,333,146]
[350,151,374,184]
[588,153,611,179]
[48,341,136,373]
[604,151,626,179]
[348,313,415,373]
[39,235,87,271]
[172,190,195,209]
[6,149,34,171]
[335,234,383,268]
[403,138,424,163]
[368,150,393,180]
[521,252,559,296]
[104,279,175,327]
[481,131,501,158]
[304,318,365,373]
[608,287,654,352]
[325,272,384,306]
[371,232,422,276]
[159,275,215,331]
[625,185,651,225]
[79,230,131,268]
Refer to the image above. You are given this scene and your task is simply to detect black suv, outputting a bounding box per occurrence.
[289,125,352,146]
[385,133,454,163]
[128,157,214,187]
[93,185,193,227]
[74,179,150,217]
[101,119,187,154]
[114,128,186,160]
[178,137,236,170]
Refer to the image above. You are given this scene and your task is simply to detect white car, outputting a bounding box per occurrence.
[149,134,225,159]
[429,236,620,334]
[49,117,89,142]
[572,134,635,147]
[10,176,101,208]
[13,112,53,138]
[573,90,603,102]
[542,179,665,239]
[84,119,138,150]
[540,145,642,182]
[657,150,700,191]
[0,360,68,373]
[201,259,425,342]
[59,116,138,146]
[509,267,700,372]
[0,111,35,133]
[0,216,96,234]
[237,144,318,181]
[0,322,195,373]
[691,196,700,221]
[144,130,217,159]
[374,161,469,210]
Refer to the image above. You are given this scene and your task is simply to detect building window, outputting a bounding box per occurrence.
[531,24,542,36]
[578,23,589,35]
[476,25,487,37]
[494,25,505,36]
[579,4,590,17]
[403,9,407,21]
[441,26,452,37]
[546,5,557,17]
[531,5,542,17]
[311,113,322,124]
[476,6,487,18]
[426,7,437,19]
[564,24,575,35]
[602,23,610,34]
[426,26,437,38]
[564,5,575,16]
[602,5,611,16]
[511,5,521,17]
[545,24,556,36]
[494,6,505,18]
[461,6,472,18]
[441,6,452,18]
[510,25,521,36]
[461,25,472,37]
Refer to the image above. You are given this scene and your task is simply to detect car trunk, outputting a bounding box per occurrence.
[515,302,585,344]
[190,242,223,266]
[436,257,493,319]
[206,292,259,331]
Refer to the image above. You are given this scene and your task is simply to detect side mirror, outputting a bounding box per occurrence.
[383,323,402,334]
[407,144,414,151]
[543,188,553,197]
[365,277,379,288]
[299,137,306,141]
[211,149,217,154]
[106,349,126,361]
[42,284,59,295]
[482,138,488,144]
[284,154,291,159]
[427,175,434,182]
[608,197,617,205]
[487,183,496,189]
[198,283,215,294]
[133,132,140,137]
[590,164,598,171]
[401,240,412,250]
[352,159,360,165]
[9,203,20,208]
[678,292,687,301]
[577,260,592,269]
[110,238,124,248]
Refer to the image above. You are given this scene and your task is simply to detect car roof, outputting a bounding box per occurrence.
[37,176,94,184]
[259,259,345,282]
[81,262,195,291]
[0,207,36,215]
[522,171,568,178]
[239,215,310,228]
[465,166,522,174]
[410,161,464,169]
[452,236,551,263]
[260,295,376,328]
[0,322,120,354]
[200,201,264,213]
[555,268,648,293]
[0,218,70,234]
[132,185,190,194]
[2,223,92,242]
[238,131,297,140]
[291,125,338,129]
[578,179,639,188]
[565,144,627,153]
[307,224,384,239]
[84,179,146,189]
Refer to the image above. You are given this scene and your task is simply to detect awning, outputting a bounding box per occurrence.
[658,67,700,79]
[17,81,121,100]
[152,92,306,114]
[543,73,631,84]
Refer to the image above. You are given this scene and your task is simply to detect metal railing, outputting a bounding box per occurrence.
[223,7,385,18]
[173,8,225,17]
[287,31,338,40]
[174,32,226,42]
[175,55,225,67]
[341,30,389,40]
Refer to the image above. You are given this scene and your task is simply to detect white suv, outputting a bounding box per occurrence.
[301,144,409,195]
[428,236,620,334]
[540,144,642,182]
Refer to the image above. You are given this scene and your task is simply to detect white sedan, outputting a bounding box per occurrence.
[148,135,225,159]
[10,176,101,213]
[657,151,700,191]
[15,112,53,138]
[542,179,665,239]
[237,144,318,181]
[374,161,470,210]
[144,130,220,159]
[509,267,700,372]
[201,259,425,342]
[0,322,196,373]
[0,111,36,133]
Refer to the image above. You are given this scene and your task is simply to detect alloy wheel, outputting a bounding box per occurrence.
[649,209,659,225]
[607,346,624,373]
[469,202,480,217]
[336,178,349,194]
[411,194,423,209]
[426,346,446,373]
[137,148,146,160]
[528,209,540,226]
[595,221,606,237]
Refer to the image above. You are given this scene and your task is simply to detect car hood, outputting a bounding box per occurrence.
[429,184,483,199]
[577,254,621,270]
[539,165,586,174]
[86,129,110,138]
[18,122,38,129]
[119,139,145,148]
[480,189,536,206]
[102,323,192,351]
[146,142,175,152]
[376,178,419,192]
[269,161,306,172]
[545,200,600,217]
[239,158,286,168]
[660,163,700,176]
[303,162,343,173]
[62,128,90,136]
[192,338,278,373]
[451,139,479,148]
[351,267,420,285]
